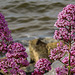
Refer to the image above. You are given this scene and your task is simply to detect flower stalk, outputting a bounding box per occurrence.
[68,26,71,75]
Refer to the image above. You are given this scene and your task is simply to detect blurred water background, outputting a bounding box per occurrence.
[0,0,75,40]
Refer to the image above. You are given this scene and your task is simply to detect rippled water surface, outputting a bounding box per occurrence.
[0,0,75,40]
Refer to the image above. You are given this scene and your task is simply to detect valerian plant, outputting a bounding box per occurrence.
[0,13,29,75]
[32,4,75,75]
[0,4,75,75]
[32,58,51,75]
[53,4,75,75]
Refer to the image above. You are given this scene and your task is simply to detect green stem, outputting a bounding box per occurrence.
[68,26,71,75]
[68,52,71,75]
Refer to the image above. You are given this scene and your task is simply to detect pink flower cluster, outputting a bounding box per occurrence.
[49,41,68,60]
[0,41,7,53]
[62,56,75,67]
[55,43,75,75]
[32,58,51,74]
[54,28,71,42]
[0,13,13,53]
[0,58,26,75]
[70,43,75,56]
[6,42,29,67]
[0,13,29,75]
[56,54,75,75]
[71,29,75,41]
[50,4,75,75]
[56,66,68,75]
[0,42,29,74]
[10,67,26,75]
[32,70,42,75]
[55,4,75,27]
[0,13,13,43]
[54,4,75,42]
[56,66,75,75]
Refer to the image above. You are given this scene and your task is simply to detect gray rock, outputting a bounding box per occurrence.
[21,64,35,73]
[44,68,56,75]
[44,60,63,75]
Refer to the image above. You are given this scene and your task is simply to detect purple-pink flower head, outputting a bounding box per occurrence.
[70,43,75,56]
[56,66,68,75]
[0,41,7,53]
[0,58,18,73]
[32,70,43,75]
[0,13,13,43]
[0,57,28,74]
[10,68,26,75]
[34,58,51,74]
[49,41,68,60]
[54,4,75,42]
[0,42,29,74]
[55,4,75,28]
[56,66,75,75]
[6,42,29,66]
[7,42,26,53]
[62,56,75,67]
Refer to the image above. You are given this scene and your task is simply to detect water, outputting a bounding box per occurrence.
[0,0,75,40]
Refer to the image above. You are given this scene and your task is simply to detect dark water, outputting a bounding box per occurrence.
[0,0,75,40]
